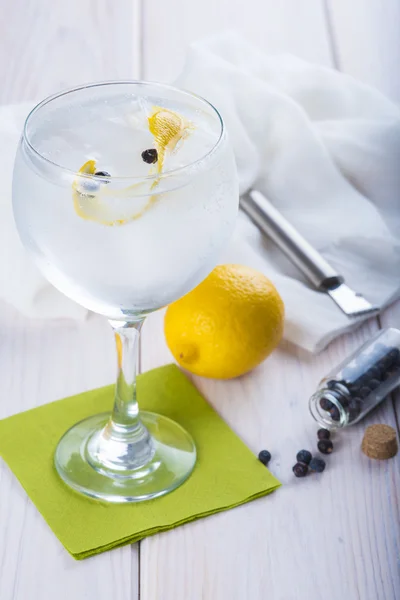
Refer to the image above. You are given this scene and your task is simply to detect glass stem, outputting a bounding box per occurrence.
[110,318,144,431]
[86,318,155,474]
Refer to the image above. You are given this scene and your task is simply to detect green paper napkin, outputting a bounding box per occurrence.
[0,364,280,559]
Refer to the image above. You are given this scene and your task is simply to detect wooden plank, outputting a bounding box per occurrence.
[379,299,400,431]
[0,0,140,598]
[0,307,137,600]
[142,0,332,82]
[0,0,137,104]
[326,0,400,102]
[140,308,400,600]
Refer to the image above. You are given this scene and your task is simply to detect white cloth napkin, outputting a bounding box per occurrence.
[176,33,400,351]
[1,33,399,351]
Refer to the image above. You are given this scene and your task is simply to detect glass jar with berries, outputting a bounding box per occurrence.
[309,328,400,429]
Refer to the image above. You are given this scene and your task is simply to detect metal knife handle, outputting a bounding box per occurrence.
[240,190,343,291]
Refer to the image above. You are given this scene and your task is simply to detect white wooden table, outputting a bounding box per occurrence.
[0,1,399,599]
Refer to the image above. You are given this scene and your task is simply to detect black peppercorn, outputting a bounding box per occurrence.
[309,457,326,473]
[368,378,381,391]
[258,450,271,465]
[94,170,111,179]
[317,428,330,441]
[388,348,400,363]
[330,406,341,421]
[347,398,362,422]
[293,462,308,477]
[296,450,312,465]
[320,396,334,411]
[359,386,371,399]
[317,439,333,454]
[141,148,158,164]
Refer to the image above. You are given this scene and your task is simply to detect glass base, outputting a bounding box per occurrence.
[54,411,196,503]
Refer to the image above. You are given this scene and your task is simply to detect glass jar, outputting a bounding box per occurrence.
[309,328,400,429]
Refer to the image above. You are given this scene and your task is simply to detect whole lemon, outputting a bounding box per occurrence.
[164,264,285,379]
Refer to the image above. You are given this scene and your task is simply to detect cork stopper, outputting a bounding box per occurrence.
[361,424,398,460]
